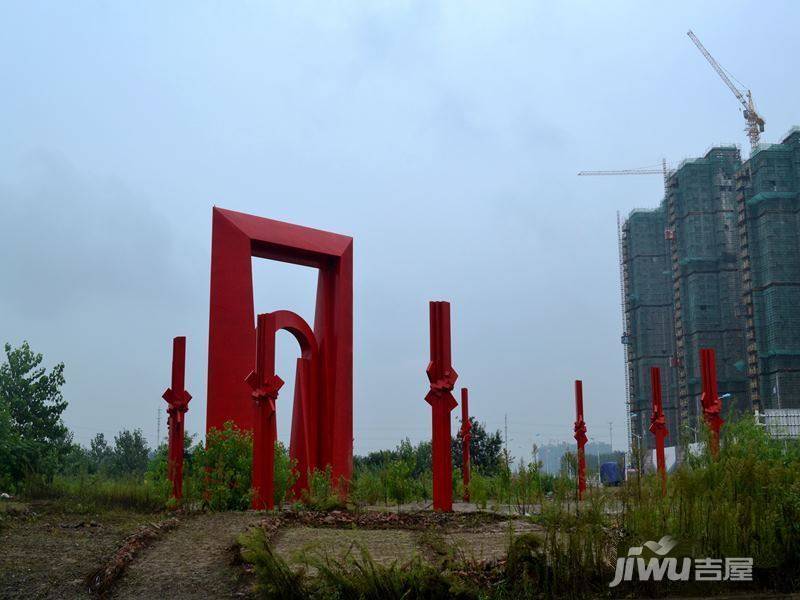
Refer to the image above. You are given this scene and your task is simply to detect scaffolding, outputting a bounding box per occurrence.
[740,129,800,409]
[622,206,680,450]
[667,146,751,427]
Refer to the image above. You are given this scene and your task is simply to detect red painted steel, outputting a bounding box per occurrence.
[246,313,284,510]
[573,380,587,500]
[649,367,668,496]
[245,310,321,509]
[700,348,724,458]
[207,208,353,486]
[426,301,458,512]
[162,336,191,500]
[460,387,471,502]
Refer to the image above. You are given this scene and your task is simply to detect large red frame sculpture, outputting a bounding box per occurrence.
[573,380,587,500]
[426,301,458,512]
[700,348,723,458]
[207,208,353,488]
[460,387,471,502]
[649,367,668,496]
[162,336,191,501]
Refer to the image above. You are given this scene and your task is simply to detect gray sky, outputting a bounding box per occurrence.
[1,2,798,461]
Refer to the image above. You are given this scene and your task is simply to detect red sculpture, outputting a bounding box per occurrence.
[426,301,458,512]
[207,208,353,489]
[573,380,587,500]
[162,336,191,501]
[245,310,320,509]
[649,367,668,496]
[460,387,471,502]
[700,348,724,458]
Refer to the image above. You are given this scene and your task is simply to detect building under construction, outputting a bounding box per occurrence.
[621,128,800,450]
[738,128,800,411]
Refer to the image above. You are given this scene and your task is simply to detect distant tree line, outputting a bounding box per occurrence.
[354,417,504,477]
[0,341,154,491]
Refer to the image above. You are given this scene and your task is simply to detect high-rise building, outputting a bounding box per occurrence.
[622,145,760,450]
[738,128,800,411]
[621,205,679,450]
[666,146,751,434]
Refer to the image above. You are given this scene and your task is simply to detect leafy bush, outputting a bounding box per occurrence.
[350,468,383,511]
[190,421,253,511]
[468,472,489,509]
[273,441,297,509]
[302,467,345,511]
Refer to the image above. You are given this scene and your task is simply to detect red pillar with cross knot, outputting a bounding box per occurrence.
[162,336,192,501]
[573,380,588,500]
[426,301,458,512]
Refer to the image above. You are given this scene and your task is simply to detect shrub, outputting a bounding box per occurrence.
[239,527,308,599]
[350,468,383,511]
[468,472,489,509]
[273,441,297,509]
[190,421,252,511]
[302,467,345,511]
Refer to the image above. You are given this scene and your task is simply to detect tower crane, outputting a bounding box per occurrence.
[578,158,669,188]
[687,30,765,150]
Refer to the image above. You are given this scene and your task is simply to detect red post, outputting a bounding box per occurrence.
[700,348,723,458]
[162,336,192,501]
[649,367,668,496]
[573,380,587,500]
[460,387,471,502]
[426,301,458,512]
[246,313,284,510]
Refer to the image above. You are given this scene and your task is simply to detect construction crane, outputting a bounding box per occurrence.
[687,30,765,150]
[578,159,669,187]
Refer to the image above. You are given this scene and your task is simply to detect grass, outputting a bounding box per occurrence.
[239,528,478,600]
[21,473,167,512]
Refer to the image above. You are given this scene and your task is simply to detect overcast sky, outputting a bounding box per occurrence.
[1,2,798,461]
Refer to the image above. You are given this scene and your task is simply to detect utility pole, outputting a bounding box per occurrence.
[608,421,614,451]
[156,406,161,448]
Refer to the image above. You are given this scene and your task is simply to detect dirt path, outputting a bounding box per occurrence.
[110,512,260,600]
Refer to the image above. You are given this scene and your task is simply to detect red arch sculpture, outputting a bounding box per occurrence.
[207,208,353,492]
[247,310,321,509]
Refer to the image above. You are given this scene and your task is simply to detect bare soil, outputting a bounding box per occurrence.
[273,526,420,568]
[109,511,260,600]
[0,501,153,600]
[446,519,543,562]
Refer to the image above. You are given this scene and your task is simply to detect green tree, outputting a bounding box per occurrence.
[0,341,69,484]
[89,433,113,474]
[111,429,150,476]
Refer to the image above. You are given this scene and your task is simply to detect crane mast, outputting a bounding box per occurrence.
[687,30,765,150]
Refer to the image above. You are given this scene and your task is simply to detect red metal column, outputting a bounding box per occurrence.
[162,336,191,501]
[426,301,458,512]
[700,348,723,458]
[460,387,471,502]
[649,367,668,496]
[573,380,588,500]
[246,313,284,510]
